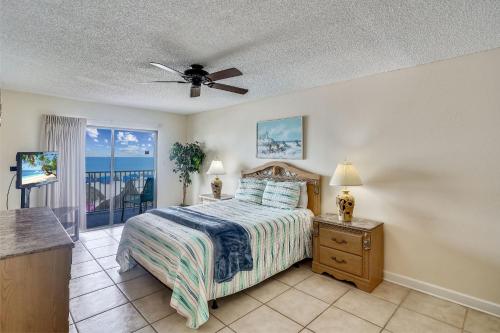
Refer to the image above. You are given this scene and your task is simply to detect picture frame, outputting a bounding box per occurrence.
[256,116,303,159]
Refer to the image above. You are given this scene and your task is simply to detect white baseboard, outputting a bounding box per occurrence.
[384,271,500,318]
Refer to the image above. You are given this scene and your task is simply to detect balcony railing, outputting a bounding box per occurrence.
[85,170,155,228]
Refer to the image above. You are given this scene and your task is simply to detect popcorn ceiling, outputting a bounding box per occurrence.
[1,0,499,114]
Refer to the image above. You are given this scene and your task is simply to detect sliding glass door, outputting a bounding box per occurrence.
[85,128,113,229]
[85,127,157,229]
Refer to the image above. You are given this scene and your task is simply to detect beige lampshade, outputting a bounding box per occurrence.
[329,162,362,186]
[206,160,226,175]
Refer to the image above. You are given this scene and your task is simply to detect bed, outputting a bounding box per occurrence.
[116,162,321,328]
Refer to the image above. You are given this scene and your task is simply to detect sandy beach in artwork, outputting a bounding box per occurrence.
[22,173,57,185]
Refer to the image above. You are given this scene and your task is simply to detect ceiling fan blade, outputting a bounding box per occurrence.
[190,85,201,98]
[208,82,248,95]
[206,68,242,81]
[138,80,188,84]
[149,62,184,76]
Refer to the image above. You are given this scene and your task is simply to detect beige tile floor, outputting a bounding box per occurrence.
[70,226,500,333]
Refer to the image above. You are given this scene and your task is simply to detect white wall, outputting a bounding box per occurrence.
[0,90,187,211]
[187,48,500,306]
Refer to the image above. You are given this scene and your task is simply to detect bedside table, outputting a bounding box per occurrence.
[199,193,234,204]
[312,213,384,292]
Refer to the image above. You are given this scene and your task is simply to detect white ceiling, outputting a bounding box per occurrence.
[1,1,500,114]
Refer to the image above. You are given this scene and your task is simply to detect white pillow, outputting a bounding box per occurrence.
[297,181,308,208]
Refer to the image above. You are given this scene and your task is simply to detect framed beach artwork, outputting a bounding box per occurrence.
[256,116,303,159]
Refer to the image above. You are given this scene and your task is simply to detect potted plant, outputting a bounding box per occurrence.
[169,141,206,206]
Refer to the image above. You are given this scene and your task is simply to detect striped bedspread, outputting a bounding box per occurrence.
[116,199,313,328]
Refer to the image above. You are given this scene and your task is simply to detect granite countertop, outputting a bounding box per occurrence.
[314,213,383,231]
[0,207,74,260]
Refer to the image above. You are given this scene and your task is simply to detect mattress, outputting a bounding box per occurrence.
[116,199,313,328]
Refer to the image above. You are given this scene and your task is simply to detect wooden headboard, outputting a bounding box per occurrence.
[241,162,321,215]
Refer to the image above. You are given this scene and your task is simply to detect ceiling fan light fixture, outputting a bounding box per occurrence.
[190,85,201,98]
[146,63,248,98]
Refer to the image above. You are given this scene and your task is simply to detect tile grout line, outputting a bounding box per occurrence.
[211,265,313,328]
[248,279,469,333]
[74,233,474,333]
[377,288,470,331]
[462,307,468,330]
[73,290,164,333]
[147,311,178,331]
[397,291,469,329]
[241,281,305,328]
[80,237,119,245]
[81,233,152,329]
[300,280,469,332]
[298,280,412,332]
[71,248,116,312]
[213,267,349,331]
[270,287,351,331]
[379,288,410,331]
[73,235,123,327]
[69,282,115,300]
[91,230,161,333]
[274,268,315,288]
[69,311,77,333]
[226,303,267,329]
[227,270,352,331]
[281,271,355,304]
[70,263,107,280]
[210,286,280,327]
[73,244,315,330]
[71,281,162,322]
[243,277,292,304]
[462,307,469,332]
[73,231,157,332]
[300,289,353,333]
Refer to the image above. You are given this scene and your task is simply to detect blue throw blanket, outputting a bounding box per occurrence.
[148,207,253,283]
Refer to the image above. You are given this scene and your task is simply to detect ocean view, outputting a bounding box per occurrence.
[84,128,157,226]
[86,157,155,172]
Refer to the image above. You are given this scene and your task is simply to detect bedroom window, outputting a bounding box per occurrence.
[85,126,157,229]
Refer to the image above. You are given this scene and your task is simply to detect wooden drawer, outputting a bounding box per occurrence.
[319,228,363,255]
[319,246,363,276]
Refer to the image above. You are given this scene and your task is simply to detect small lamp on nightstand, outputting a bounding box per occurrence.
[207,160,225,199]
[329,161,362,222]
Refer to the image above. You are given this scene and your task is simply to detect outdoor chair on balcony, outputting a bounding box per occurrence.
[121,177,154,222]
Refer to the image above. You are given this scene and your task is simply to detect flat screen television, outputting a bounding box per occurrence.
[16,152,59,189]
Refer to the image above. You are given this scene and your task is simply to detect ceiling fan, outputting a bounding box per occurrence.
[145,62,248,98]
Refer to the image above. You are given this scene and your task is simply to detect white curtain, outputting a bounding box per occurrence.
[41,115,87,229]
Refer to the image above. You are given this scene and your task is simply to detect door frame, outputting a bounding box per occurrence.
[85,125,158,229]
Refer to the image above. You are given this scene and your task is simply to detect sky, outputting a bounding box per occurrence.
[257,116,302,141]
[85,128,156,157]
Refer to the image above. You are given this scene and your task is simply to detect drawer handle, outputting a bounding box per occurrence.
[331,237,347,245]
[331,256,347,264]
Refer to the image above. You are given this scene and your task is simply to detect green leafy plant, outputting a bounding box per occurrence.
[169,141,205,206]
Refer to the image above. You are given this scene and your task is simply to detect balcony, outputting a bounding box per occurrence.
[86,170,155,229]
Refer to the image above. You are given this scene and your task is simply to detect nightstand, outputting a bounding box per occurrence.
[312,213,384,292]
[199,193,234,204]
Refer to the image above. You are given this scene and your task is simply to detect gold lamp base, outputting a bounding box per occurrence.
[336,189,355,222]
[211,177,222,199]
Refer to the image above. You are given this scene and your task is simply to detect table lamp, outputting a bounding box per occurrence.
[206,160,225,199]
[329,161,362,222]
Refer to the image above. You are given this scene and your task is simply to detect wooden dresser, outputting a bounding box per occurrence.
[312,213,384,292]
[0,207,74,333]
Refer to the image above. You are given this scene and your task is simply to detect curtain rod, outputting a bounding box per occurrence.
[42,113,162,130]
